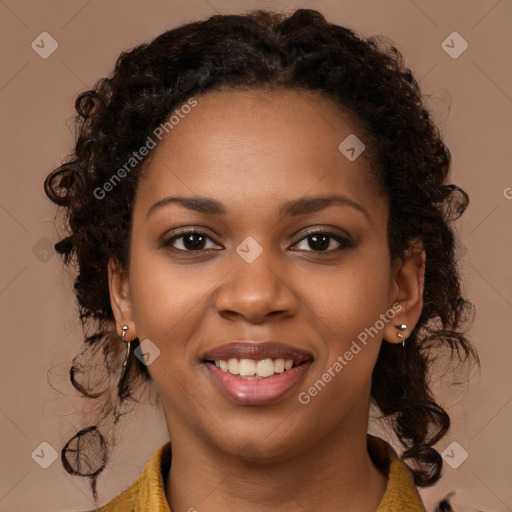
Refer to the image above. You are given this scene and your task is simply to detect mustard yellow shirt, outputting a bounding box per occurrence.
[91,434,426,511]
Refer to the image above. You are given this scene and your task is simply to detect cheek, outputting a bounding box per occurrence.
[302,252,392,380]
[127,262,212,398]
[128,242,215,332]
[307,258,391,336]
[295,274,388,419]
[127,250,214,375]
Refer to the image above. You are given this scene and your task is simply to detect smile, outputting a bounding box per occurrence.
[201,341,313,405]
[212,357,298,378]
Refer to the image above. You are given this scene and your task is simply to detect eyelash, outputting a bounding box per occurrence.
[162,228,354,254]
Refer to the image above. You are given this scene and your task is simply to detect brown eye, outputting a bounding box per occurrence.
[163,230,221,252]
[292,230,354,253]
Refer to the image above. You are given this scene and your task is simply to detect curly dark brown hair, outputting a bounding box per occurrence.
[44,7,478,503]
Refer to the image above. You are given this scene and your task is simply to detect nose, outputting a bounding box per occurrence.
[214,245,299,324]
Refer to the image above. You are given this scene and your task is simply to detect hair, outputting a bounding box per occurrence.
[44,7,478,503]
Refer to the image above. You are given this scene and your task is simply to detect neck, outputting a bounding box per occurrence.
[164,422,387,512]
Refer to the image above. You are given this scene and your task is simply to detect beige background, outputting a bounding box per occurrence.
[0,1,510,511]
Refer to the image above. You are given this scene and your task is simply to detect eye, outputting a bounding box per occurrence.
[292,229,353,253]
[162,228,353,254]
[162,229,221,252]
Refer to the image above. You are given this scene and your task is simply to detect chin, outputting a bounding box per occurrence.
[202,418,313,464]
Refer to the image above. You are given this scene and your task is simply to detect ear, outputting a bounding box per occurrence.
[383,238,425,344]
[108,257,137,341]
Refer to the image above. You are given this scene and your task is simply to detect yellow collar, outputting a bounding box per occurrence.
[95,434,426,511]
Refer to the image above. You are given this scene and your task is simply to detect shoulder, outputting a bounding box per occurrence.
[367,434,427,512]
[93,482,138,512]
[90,441,172,512]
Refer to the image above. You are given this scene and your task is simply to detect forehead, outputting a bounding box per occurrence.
[135,88,385,221]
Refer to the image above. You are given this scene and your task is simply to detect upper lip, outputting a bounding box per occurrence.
[201,341,313,365]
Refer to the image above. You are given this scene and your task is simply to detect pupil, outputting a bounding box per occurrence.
[182,234,331,251]
[185,234,205,250]
[309,233,329,251]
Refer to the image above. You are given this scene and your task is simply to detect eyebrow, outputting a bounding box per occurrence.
[146,194,370,221]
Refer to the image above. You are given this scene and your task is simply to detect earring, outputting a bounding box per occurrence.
[113,325,132,423]
[396,324,407,347]
[121,325,131,378]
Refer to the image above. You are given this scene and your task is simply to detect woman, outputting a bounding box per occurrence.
[44,8,478,511]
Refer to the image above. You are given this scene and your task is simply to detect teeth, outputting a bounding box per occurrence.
[214,358,297,378]
[228,358,239,375]
[239,359,256,376]
[256,359,275,377]
[274,359,285,373]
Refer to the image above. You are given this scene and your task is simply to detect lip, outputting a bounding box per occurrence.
[201,341,313,365]
[201,341,313,406]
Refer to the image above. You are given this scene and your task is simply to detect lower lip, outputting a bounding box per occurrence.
[204,361,312,406]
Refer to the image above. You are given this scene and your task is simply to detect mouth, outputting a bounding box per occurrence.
[201,341,313,405]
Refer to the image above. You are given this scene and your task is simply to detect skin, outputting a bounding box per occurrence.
[109,88,425,512]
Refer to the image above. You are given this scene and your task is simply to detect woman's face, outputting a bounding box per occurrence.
[110,88,414,460]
